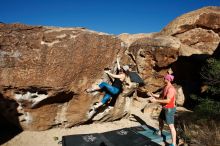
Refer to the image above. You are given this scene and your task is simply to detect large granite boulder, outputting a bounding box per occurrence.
[123,6,220,93]
[0,23,127,130]
[159,6,220,56]
[127,36,180,92]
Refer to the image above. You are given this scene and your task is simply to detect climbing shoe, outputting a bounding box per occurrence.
[85,88,95,93]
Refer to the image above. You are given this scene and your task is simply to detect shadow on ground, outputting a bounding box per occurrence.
[131,114,171,146]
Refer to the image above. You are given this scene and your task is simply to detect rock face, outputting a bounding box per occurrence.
[118,33,156,47]
[160,6,220,56]
[0,6,220,131]
[127,36,180,92]
[0,23,127,130]
[123,6,220,93]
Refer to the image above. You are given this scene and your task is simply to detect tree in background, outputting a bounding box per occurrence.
[194,58,220,119]
[200,58,220,100]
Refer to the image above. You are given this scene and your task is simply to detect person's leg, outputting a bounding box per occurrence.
[93,93,111,109]
[101,93,111,105]
[168,124,176,146]
[99,82,119,95]
[86,84,101,92]
[165,108,176,146]
[158,118,164,134]
[93,102,103,109]
[87,82,111,92]
[156,108,165,135]
[87,82,119,95]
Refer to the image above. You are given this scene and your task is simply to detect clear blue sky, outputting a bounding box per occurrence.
[0,0,219,34]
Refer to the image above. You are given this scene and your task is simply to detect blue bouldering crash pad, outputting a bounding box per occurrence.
[62,125,171,146]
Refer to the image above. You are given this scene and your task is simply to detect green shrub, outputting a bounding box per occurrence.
[200,58,220,97]
[195,99,220,119]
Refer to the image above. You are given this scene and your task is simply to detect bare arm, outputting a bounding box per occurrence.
[154,98,170,104]
[105,71,125,79]
[150,88,175,104]
[116,57,121,70]
[147,92,160,98]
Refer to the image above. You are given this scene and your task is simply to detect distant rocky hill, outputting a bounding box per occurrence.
[0,6,219,130]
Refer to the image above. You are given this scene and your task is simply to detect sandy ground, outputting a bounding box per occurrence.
[2,102,159,146]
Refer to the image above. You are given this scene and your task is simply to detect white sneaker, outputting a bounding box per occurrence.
[86,88,95,93]
[87,109,96,119]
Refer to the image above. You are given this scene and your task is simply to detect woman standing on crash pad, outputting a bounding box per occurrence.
[148,74,177,146]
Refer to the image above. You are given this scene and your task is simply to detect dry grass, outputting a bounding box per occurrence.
[182,120,220,146]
